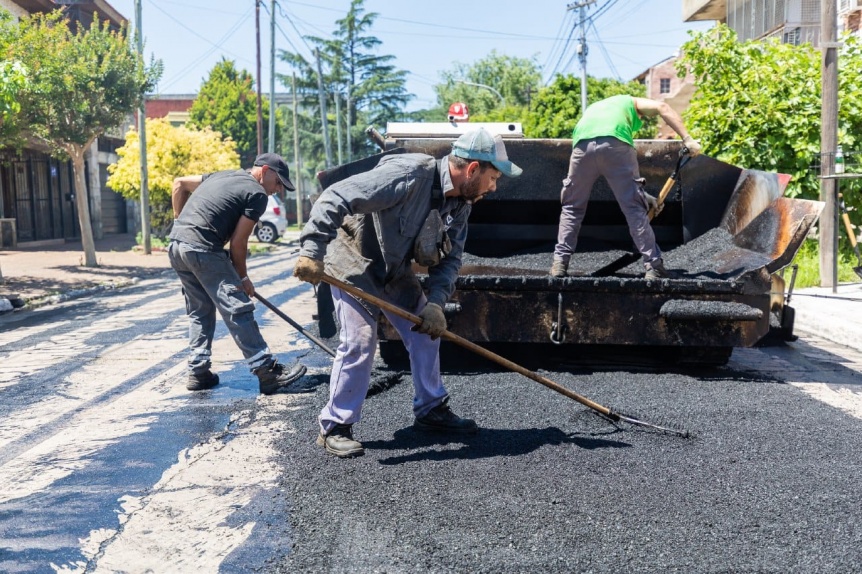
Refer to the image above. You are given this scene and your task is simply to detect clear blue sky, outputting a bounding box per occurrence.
[109,0,715,111]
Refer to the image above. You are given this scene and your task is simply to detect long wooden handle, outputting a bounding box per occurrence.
[647,176,676,220]
[842,212,858,249]
[321,273,614,417]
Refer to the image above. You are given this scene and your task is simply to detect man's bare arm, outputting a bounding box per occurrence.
[633,97,701,155]
[230,216,258,296]
[172,175,204,218]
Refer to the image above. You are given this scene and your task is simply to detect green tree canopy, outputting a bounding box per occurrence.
[188,58,271,168]
[679,25,862,204]
[435,50,542,122]
[108,118,239,237]
[523,75,649,138]
[278,0,409,169]
[1,10,155,266]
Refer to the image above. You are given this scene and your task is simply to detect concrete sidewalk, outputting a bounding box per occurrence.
[790,283,862,352]
[0,231,301,312]
[2,233,860,357]
[0,234,174,310]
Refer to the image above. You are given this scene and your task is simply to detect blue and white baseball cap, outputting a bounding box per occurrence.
[451,128,523,177]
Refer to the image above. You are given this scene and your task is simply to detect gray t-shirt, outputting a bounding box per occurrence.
[169,169,268,251]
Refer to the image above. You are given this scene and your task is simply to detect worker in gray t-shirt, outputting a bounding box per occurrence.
[169,153,306,395]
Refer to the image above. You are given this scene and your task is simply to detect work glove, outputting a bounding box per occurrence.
[412,302,447,340]
[682,136,702,157]
[293,256,325,285]
[644,192,664,218]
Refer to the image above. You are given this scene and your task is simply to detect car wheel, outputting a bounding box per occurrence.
[256,222,279,243]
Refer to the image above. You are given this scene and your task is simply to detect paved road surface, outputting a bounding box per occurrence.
[1,245,861,573]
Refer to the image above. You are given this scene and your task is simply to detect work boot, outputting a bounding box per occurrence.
[549,260,568,278]
[316,424,365,458]
[255,359,307,395]
[414,399,479,434]
[644,259,680,280]
[187,369,219,391]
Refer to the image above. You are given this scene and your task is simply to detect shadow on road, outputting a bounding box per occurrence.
[365,425,631,465]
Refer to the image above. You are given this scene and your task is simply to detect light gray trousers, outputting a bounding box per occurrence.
[319,286,448,434]
[553,136,660,268]
[168,241,272,375]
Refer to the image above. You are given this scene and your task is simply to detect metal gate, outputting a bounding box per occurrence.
[0,152,77,243]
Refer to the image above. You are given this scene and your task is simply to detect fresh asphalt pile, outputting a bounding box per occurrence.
[459,227,749,281]
[271,355,862,573]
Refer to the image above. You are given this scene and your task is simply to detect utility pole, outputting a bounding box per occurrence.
[820,0,839,289]
[134,0,150,255]
[255,0,263,157]
[292,72,303,228]
[568,0,595,113]
[268,0,276,154]
[315,48,333,168]
[334,89,343,165]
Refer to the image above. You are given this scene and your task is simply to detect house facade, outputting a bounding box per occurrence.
[0,0,131,247]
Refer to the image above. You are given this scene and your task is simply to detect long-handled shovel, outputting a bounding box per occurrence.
[838,193,862,280]
[592,148,692,277]
[254,292,336,357]
[321,274,690,437]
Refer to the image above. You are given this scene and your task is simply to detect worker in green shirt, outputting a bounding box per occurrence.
[550,95,702,279]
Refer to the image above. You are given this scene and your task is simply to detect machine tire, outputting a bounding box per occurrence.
[256,222,279,243]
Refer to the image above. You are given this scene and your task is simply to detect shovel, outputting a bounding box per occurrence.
[320,273,690,437]
[592,148,692,277]
[254,292,337,357]
[838,193,862,280]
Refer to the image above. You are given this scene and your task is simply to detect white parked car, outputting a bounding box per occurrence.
[255,194,288,243]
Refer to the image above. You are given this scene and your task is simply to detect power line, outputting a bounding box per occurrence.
[541,8,577,80]
[149,0,254,91]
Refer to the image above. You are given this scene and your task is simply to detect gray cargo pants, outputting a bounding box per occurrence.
[168,241,272,375]
[553,136,661,268]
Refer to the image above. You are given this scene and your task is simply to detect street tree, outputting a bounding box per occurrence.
[278,0,409,168]
[678,24,862,208]
[435,51,542,122]
[524,75,649,138]
[2,11,154,266]
[188,58,273,168]
[0,55,28,283]
[108,118,239,238]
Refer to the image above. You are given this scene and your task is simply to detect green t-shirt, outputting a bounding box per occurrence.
[571,94,642,147]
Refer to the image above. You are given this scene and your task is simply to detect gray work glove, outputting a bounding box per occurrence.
[682,136,702,157]
[644,192,664,218]
[293,256,325,285]
[412,302,447,340]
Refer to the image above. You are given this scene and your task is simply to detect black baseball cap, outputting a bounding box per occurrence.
[253,153,296,191]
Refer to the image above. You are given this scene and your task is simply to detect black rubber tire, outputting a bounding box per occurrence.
[256,222,279,243]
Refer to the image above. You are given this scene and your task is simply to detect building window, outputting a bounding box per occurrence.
[659,78,671,94]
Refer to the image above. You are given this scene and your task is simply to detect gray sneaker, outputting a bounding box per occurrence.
[414,399,478,434]
[187,369,219,391]
[549,260,568,278]
[255,360,307,395]
[316,424,365,458]
[644,259,680,280]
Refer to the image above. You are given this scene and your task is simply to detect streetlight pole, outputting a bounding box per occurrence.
[134,0,150,255]
[456,80,505,107]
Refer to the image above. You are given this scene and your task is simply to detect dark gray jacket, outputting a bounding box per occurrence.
[299,153,471,311]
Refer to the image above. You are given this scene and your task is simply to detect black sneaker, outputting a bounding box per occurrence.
[187,370,219,391]
[316,424,365,458]
[255,360,307,395]
[414,399,478,434]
